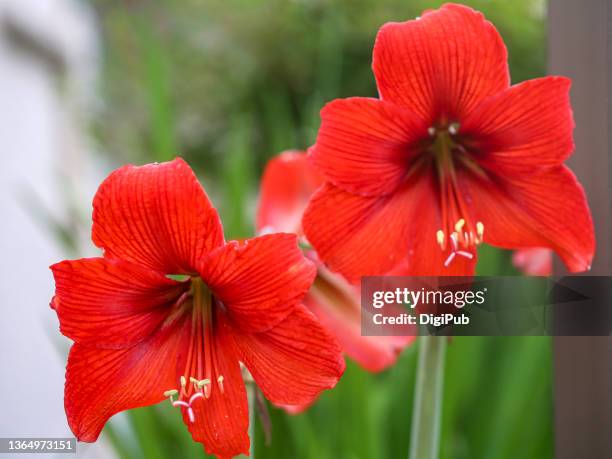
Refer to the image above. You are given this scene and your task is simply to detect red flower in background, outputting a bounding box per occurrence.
[51,158,344,459]
[513,248,552,276]
[257,151,414,377]
[257,150,324,236]
[303,3,594,281]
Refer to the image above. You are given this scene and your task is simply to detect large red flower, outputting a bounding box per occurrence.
[303,3,595,282]
[258,151,414,376]
[50,158,345,459]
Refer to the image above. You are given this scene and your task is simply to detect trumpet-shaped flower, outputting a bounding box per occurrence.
[51,158,345,459]
[303,3,594,281]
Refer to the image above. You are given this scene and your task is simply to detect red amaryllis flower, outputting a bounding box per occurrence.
[303,3,595,281]
[258,151,414,376]
[50,158,344,459]
[513,248,552,276]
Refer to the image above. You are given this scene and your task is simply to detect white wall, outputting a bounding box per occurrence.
[0,1,113,457]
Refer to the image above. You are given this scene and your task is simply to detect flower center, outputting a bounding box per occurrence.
[163,277,225,423]
[427,122,484,267]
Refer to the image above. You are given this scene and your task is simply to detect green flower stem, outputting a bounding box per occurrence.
[248,382,256,458]
[409,336,447,459]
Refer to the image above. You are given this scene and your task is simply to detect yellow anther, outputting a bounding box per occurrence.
[476,221,484,240]
[436,230,445,247]
[180,376,186,387]
[454,219,465,233]
[217,375,225,394]
[197,379,211,388]
[164,389,178,398]
[189,377,199,384]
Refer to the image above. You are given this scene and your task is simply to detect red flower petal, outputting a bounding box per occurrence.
[303,169,477,282]
[51,258,188,348]
[513,248,553,276]
[232,304,345,407]
[462,77,574,173]
[303,183,412,282]
[466,166,594,272]
[199,234,316,332]
[256,150,323,234]
[64,318,189,442]
[310,97,427,196]
[373,3,509,124]
[185,312,249,459]
[92,158,223,274]
[306,267,414,372]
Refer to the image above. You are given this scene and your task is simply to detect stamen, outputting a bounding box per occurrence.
[199,379,212,398]
[217,375,225,394]
[164,389,178,403]
[436,230,445,248]
[430,114,481,269]
[437,219,484,267]
[476,221,484,242]
[454,218,465,233]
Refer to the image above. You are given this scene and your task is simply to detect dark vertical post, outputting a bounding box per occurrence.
[548,1,610,458]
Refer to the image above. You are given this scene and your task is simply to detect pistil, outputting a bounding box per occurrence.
[163,277,226,422]
[428,122,484,267]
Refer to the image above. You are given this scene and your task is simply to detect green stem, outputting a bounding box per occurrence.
[247,382,256,458]
[238,368,256,458]
[409,336,447,459]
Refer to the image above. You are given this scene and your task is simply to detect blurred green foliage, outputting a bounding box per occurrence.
[85,0,552,458]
